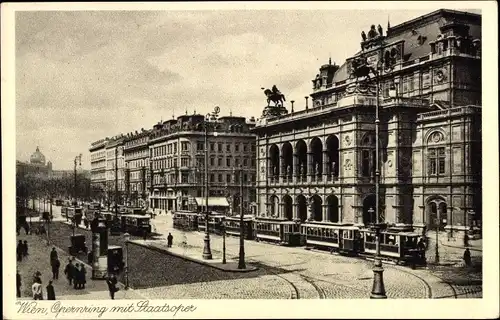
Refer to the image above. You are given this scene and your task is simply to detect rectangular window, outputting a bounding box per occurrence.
[210,174,214,182]
[235,158,240,166]
[173,143,177,153]
[181,142,189,151]
[210,143,215,151]
[244,174,248,182]
[243,159,248,166]
[218,143,223,152]
[243,144,248,152]
[235,144,239,152]
[210,158,215,166]
[226,158,231,167]
[218,174,223,182]
[438,148,446,174]
[226,174,231,183]
[197,142,204,151]
[226,144,231,152]
[218,158,222,166]
[362,150,371,177]
[181,173,188,183]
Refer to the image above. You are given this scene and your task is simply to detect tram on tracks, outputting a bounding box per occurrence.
[301,222,364,254]
[253,217,302,246]
[173,210,199,231]
[224,215,254,240]
[362,229,425,264]
[197,213,226,235]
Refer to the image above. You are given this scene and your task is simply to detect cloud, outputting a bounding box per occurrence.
[14,9,478,169]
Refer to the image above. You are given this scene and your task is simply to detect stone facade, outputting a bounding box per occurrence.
[89,138,109,193]
[123,129,150,206]
[148,114,257,213]
[252,9,482,242]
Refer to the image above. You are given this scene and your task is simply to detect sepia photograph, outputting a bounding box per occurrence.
[2,1,498,319]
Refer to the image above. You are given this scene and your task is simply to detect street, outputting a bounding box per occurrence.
[18,209,482,300]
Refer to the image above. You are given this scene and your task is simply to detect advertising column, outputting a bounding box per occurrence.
[91,218,109,279]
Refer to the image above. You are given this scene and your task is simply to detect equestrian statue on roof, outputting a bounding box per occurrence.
[261,85,286,107]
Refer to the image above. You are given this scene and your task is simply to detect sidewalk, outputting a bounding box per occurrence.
[16,232,144,300]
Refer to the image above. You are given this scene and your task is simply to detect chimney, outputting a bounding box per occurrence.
[291,100,295,113]
[305,96,309,110]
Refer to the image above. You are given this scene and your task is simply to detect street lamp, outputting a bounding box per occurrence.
[123,232,130,289]
[221,218,226,264]
[237,165,246,269]
[435,217,440,263]
[369,60,387,299]
[202,106,220,260]
[73,154,82,237]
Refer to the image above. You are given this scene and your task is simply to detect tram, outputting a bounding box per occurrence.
[173,210,199,231]
[362,229,424,264]
[300,223,363,254]
[83,202,102,221]
[197,213,225,235]
[66,207,83,224]
[253,218,302,246]
[224,215,254,240]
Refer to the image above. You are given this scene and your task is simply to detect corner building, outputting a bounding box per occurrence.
[123,129,151,206]
[148,113,257,213]
[252,9,481,242]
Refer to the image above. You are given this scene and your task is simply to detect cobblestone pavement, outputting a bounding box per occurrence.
[31,212,481,299]
[15,232,144,300]
[146,215,438,299]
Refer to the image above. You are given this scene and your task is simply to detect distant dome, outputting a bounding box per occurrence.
[30,146,46,165]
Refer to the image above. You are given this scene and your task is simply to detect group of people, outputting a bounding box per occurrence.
[16,269,56,300]
[16,240,29,262]
[63,257,87,289]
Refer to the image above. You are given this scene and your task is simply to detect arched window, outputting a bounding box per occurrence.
[426,131,446,176]
[360,133,376,178]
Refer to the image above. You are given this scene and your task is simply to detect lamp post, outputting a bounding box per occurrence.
[73,154,82,237]
[369,61,387,299]
[221,218,226,264]
[123,232,130,289]
[202,106,220,260]
[238,165,246,269]
[435,217,440,263]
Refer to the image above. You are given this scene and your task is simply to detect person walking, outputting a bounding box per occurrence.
[50,247,58,264]
[17,240,23,262]
[23,240,29,258]
[167,233,173,248]
[46,280,56,300]
[51,257,61,280]
[463,248,472,267]
[16,270,22,298]
[32,278,43,300]
[106,273,118,300]
[80,264,87,289]
[73,263,80,289]
[63,258,74,285]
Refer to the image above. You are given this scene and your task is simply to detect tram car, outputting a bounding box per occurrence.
[223,215,254,240]
[121,214,152,235]
[173,210,199,231]
[197,213,226,235]
[301,223,363,254]
[253,218,302,246]
[361,230,424,264]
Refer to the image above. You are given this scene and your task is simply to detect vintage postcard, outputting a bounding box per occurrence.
[2,1,498,319]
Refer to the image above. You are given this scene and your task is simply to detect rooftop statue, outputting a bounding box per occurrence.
[261,85,286,107]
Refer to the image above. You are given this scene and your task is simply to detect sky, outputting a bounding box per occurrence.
[14,5,481,170]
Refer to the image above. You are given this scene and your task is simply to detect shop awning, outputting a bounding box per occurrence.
[195,197,230,207]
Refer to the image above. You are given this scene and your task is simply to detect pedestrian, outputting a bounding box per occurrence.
[50,247,58,263]
[143,229,148,241]
[106,273,118,300]
[63,258,74,285]
[417,237,426,262]
[73,263,80,289]
[17,240,23,262]
[46,280,56,300]
[16,270,22,298]
[23,240,29,258]
[51,257,61,280]
[167,233,173,248]
[16,224,21,236]
[80,264,87,289]
[32,278,43,300]
[463,248,472,267]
